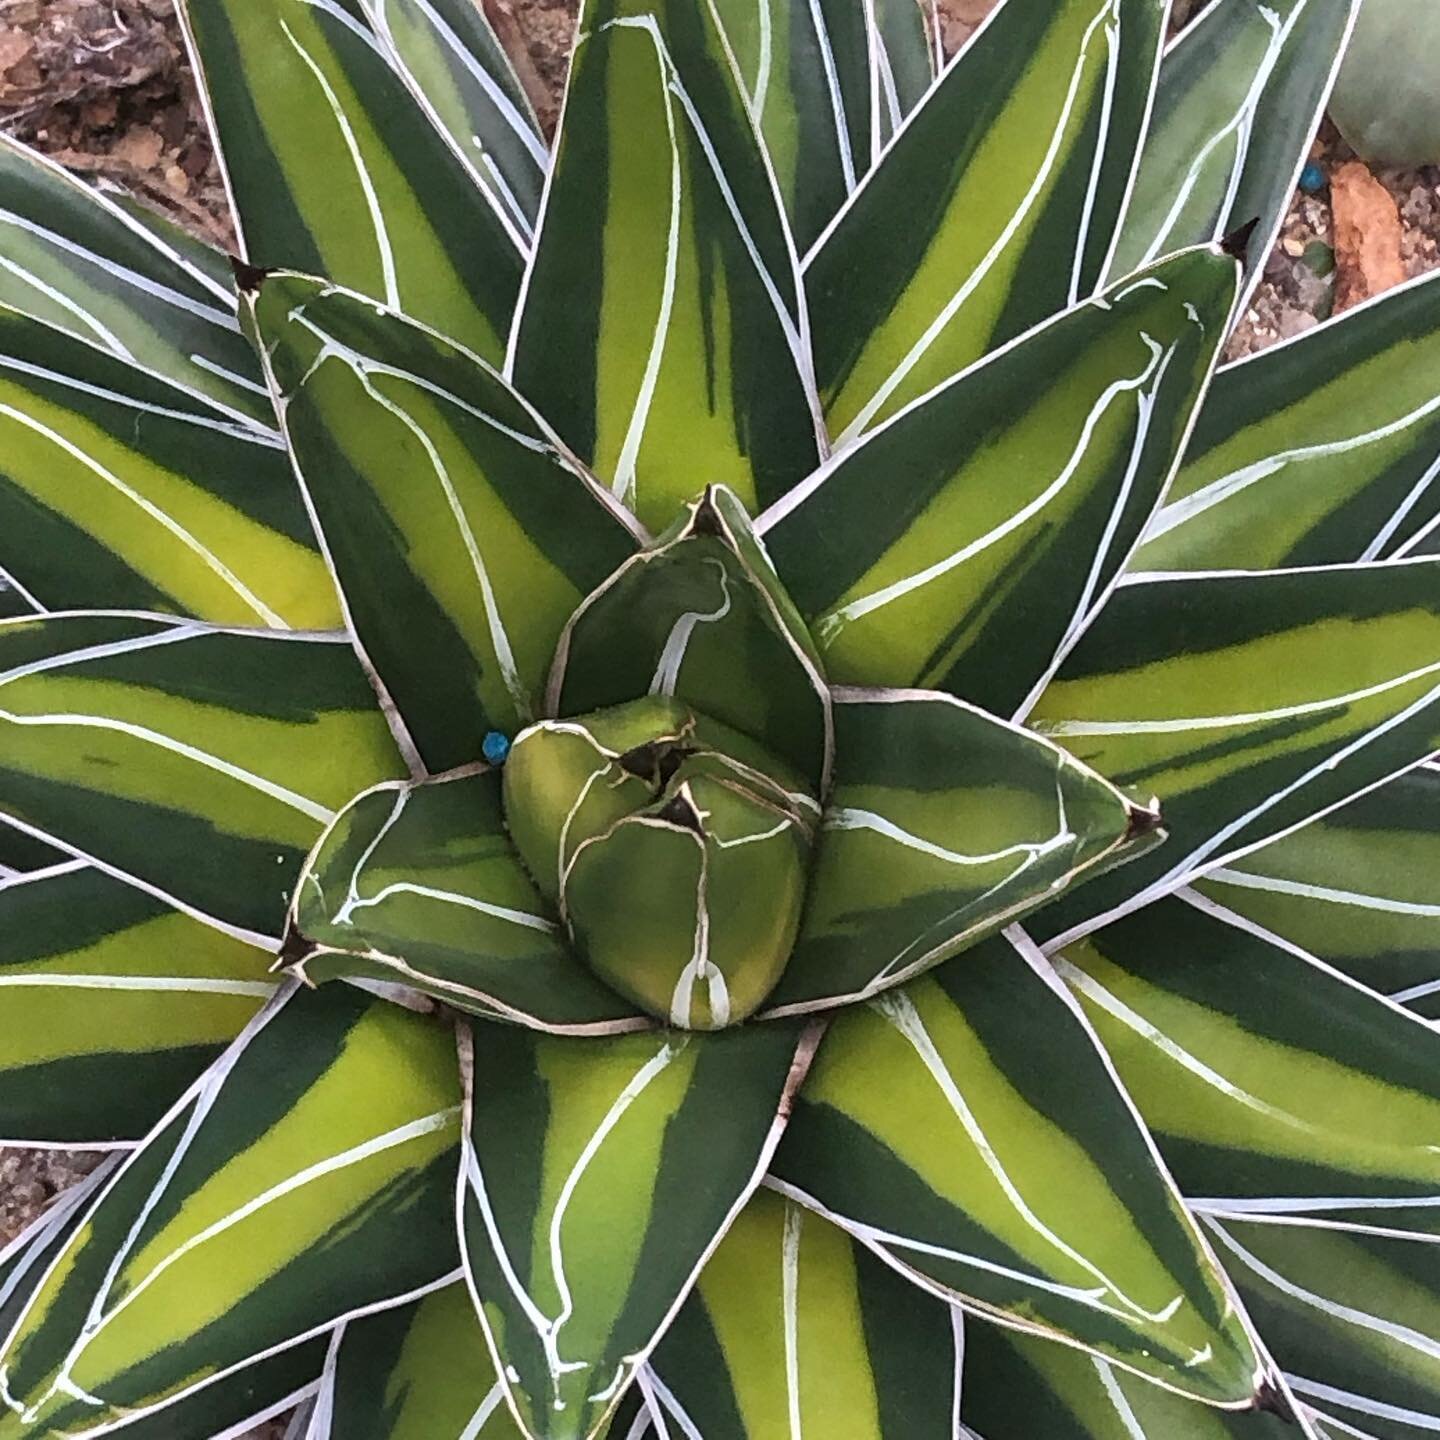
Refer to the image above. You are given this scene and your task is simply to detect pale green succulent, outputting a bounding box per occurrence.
[1331,0,1440,165]
[3,0,1440,1438]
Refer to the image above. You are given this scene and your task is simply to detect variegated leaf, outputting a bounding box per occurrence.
[650,1189,963,1438]
[1139,270,1440,571]
[805,0,1168,442]
[459,1017,818,1440]
[362,0,547,236]
[761,248,1236,717]
[1109,0,1359,297]
[178,0,523,363]
[250,273,641,773]
[549,486,831,790]
[0,985,461,1436]
[762,688,1157,1016]
[509,0,820,531]
[1057,891,1440,1229]
[0,614,404,941]
[1206,1215,1440,1439]
[0,861,274,1145]
[287,767,643,1034]
[769,928,1264,1404]
[0,134,268,426]
[1026,559,1440,947]
[1198,763,1440,1019]
[0,305,339,628]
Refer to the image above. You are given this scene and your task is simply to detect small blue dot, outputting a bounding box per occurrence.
[1299,162,1326,194]
[482,730,512,766]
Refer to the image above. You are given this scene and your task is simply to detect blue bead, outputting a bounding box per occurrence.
[482,730,512,765]
[1299,162,1326,194]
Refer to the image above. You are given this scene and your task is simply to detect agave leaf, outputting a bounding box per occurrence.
[958,1311,1297,1437]
[769,928,1264,1405]
[360,0,547,235]
[0,614,405,941]
[805,0,1168,442]
[1026,558,1440,946]
[508,0,821,531]
[458,1016,820,1440]
[1057,892,1440,1228]
[0,306,340,628]
[650,1189,963,1437]
[549,486,832,790]
[1108,0,1359,295]
[0,862,275,1146]
[712,0,935,253]
[288,767,645,1034]
[0,578,37,620]
[177,0,523,364]
[1205,1215,1440,1438]
[250,273,641,773]
[1138,271,1440,572]
[0,985,461,1437]
[1196,763,1440,1018]
[762,688,1156,1016]
[0,134,268,426]
[761,248,1236,717]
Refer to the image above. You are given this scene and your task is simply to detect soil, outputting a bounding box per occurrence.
[1,1,1439,1435]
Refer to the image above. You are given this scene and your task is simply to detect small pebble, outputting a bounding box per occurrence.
[1300,162,1326,194]
[482,730,512,765]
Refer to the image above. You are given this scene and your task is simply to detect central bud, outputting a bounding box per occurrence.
[504,697,817,1030]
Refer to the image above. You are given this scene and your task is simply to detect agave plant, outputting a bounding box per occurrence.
[4,0,1440,1434]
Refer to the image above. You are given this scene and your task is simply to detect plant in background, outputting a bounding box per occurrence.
[2,0,1440,1436]
[1330,0,1440,165]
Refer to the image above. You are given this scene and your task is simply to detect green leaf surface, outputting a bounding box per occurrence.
[289,767,644,1034]
[770,929,1262,1404]
[0,984,462,1436]
[0,613,404,941]
[549,486,831,790]
[0,134,268,425]
[1026,558,1440,945]
[651,1188,963,1439]
[178,0,523,363]
[0,304,340,628]
[1109,0,1359,293]
[763,688,1155,1016]
[0,861,274,1145]
[1139,270,1440,571]
[459,1017,817,1440]
[509,0,820,531]
[362,0,547,235]
[1206,1215,1440,1440]
[762,248,1236,716]
[805,0,1167,441]
[251,273,641,773]
[1197,763,1440,1018]
[1056,892,1440,1226]
[959,1311,1296,1438]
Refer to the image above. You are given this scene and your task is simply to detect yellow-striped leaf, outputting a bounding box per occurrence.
[1057,891,1440,1227]
[288,767,644,1034]
[459,1017,817,1440]
[0,861,274,1145]
[805,0,1168,442]
[1027,559,1440,946]
[1139,270,1440,572]
[769,929,1263,1404]
[651,1189,963,1438]
[251,272,642,772]
[761,248,1237,717]
[0,133,269,426]
[0,614,404,941]
[509,0,821,531]
[179,0,523,363]
[0,305,340,628]
[0,985,461,1437]
[763,688,1156,1016]
[1109,0,1359,293]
